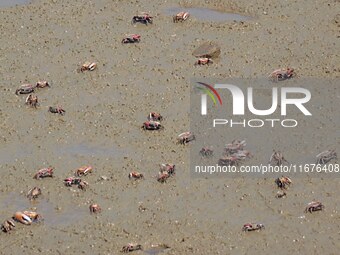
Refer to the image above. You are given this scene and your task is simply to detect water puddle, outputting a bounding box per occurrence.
[0,193,87,227]
[0,0,30,8]
[56,143,124,158]
[164,7,252,22]
[144,245,170,255]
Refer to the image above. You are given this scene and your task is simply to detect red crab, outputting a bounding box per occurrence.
[269,67,295,81]
[148,112,163,121]
[160,164,175,176]
[128,171,144,180]
[121,34,141,44]
[177,132,195,144]
[49,106,66,115]
[173,11,190,22]
[132,13,153,25]
[34,167,54,179]
[242,223,265,232]
[142,121,162,130]
[195,58,213,66]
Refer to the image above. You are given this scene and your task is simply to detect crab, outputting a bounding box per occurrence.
[13,212,32,225]
[200,147,213,157]
[1,219,15,233]
[25,94,39,108]
[231,150,252,159]
[275,176,292,189]
[242,223,265,232]
[132,13,153,25]
[173,11,190,22]
[270,150,289,166]
[27,187,42,200]
[218,156,241,166]
[75,165,93,176]
[225,140,246,155]
[148,112,163,121]
[122,243,143,253]
[316,149,337,164]
[63,177,82,187]
[121,34,141,44]
[89,204,101,214]
[157,171,170,183]
[49,106,66,115]
[34,167,54,179]
[22,211,43,223]
[78,180,89,190]
[177,132,195,144]
[36,80,50,88]
[142,121,162,130]
[269,67,295,82]
[160,163,175,176]
[15,84,35,95]
[128,171,144,180]
[195,58,213,66]
[305,201,324,213]
[79,62,97,72]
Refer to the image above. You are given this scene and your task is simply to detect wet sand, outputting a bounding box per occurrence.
[0,0,339,254]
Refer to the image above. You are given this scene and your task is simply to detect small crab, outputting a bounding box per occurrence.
[1,219,15,233]
[132,13,153,25]
[316,149,337,165]
[177,132,195,144]
[270,150,289,166]
[75,165,93,176]
[27,187,42,200]
[148,112,163,121]
[36,80,50,88]
[173,11,190,22]
[22,211,43,223]
[79,62,97,72]
[25,94,38,108]
[242,223,265,232]
[160,164,175,176]
[275,176,292,189]
[200,147,213,157]
[89,204,101,214]
[34,167,54,179]
[122,243,143,253]
[231,150,252,159]
[78,180,89,190]
[218,156,240,166]
[13,212,32,225]
[121,34,141,44]
[269,67,295,82]
[305,201,324,213]
[63,177,82,187]
[195,58,213,66]
[15,84,35,95]
[225,140,246,155]
[128,171,144,180]
[142,121,162,130]
[49,106,66,115]
[157,171,170,183]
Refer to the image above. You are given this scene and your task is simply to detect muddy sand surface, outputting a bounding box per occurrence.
[0,0,339,254]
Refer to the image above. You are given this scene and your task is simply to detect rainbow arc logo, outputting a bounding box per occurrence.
[196,82,223,106]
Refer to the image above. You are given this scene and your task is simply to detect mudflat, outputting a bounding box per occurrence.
[0,0,339,254]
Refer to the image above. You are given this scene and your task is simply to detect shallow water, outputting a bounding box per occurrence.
[0,0,30,7]
[164,7,252,22]
[0,193,87,227]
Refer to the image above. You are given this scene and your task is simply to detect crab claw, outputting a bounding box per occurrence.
[13,212,32,225]
[23,211,43,222]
